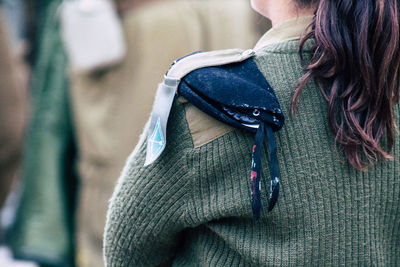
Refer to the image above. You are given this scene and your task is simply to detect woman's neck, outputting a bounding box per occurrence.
[255,0,315,27]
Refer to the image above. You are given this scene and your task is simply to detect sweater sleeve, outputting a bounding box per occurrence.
[103,101,194,266]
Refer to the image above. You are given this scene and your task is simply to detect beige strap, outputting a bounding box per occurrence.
[167,48,255,79]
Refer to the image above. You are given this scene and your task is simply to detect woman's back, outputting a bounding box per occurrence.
[104,20,400,267]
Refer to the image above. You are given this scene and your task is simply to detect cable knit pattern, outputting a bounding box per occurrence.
[104,40,400,266]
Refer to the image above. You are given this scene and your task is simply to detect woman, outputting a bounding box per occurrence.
[104,0,400,266]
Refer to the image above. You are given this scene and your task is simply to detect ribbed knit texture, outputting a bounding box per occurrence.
[104,40,400,266]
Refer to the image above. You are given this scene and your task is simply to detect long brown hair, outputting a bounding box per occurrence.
[293,0,400,170]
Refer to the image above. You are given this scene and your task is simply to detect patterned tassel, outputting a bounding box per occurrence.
[250,122,281,220]
[250,123,265,220]
[265,125,280,212]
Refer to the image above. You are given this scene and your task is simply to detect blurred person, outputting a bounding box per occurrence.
[68,0,263,266]
[0,5,26,218]
[0,3,32,265]
[7,0,78,266]
[104,0,400,266]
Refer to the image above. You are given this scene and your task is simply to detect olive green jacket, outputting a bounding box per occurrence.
[104,17,400,266]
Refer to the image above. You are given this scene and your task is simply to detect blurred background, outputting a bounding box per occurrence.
[0,0,270,266]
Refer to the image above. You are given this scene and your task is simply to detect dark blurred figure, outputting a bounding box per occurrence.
[7,0,78,266]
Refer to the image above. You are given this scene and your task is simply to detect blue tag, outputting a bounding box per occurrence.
[145,117,165,165]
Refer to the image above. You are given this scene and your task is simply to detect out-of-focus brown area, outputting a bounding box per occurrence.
[0,9,27,209]
[115,0,159,12]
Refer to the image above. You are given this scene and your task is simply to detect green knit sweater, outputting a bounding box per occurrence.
[104,40,400,266]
